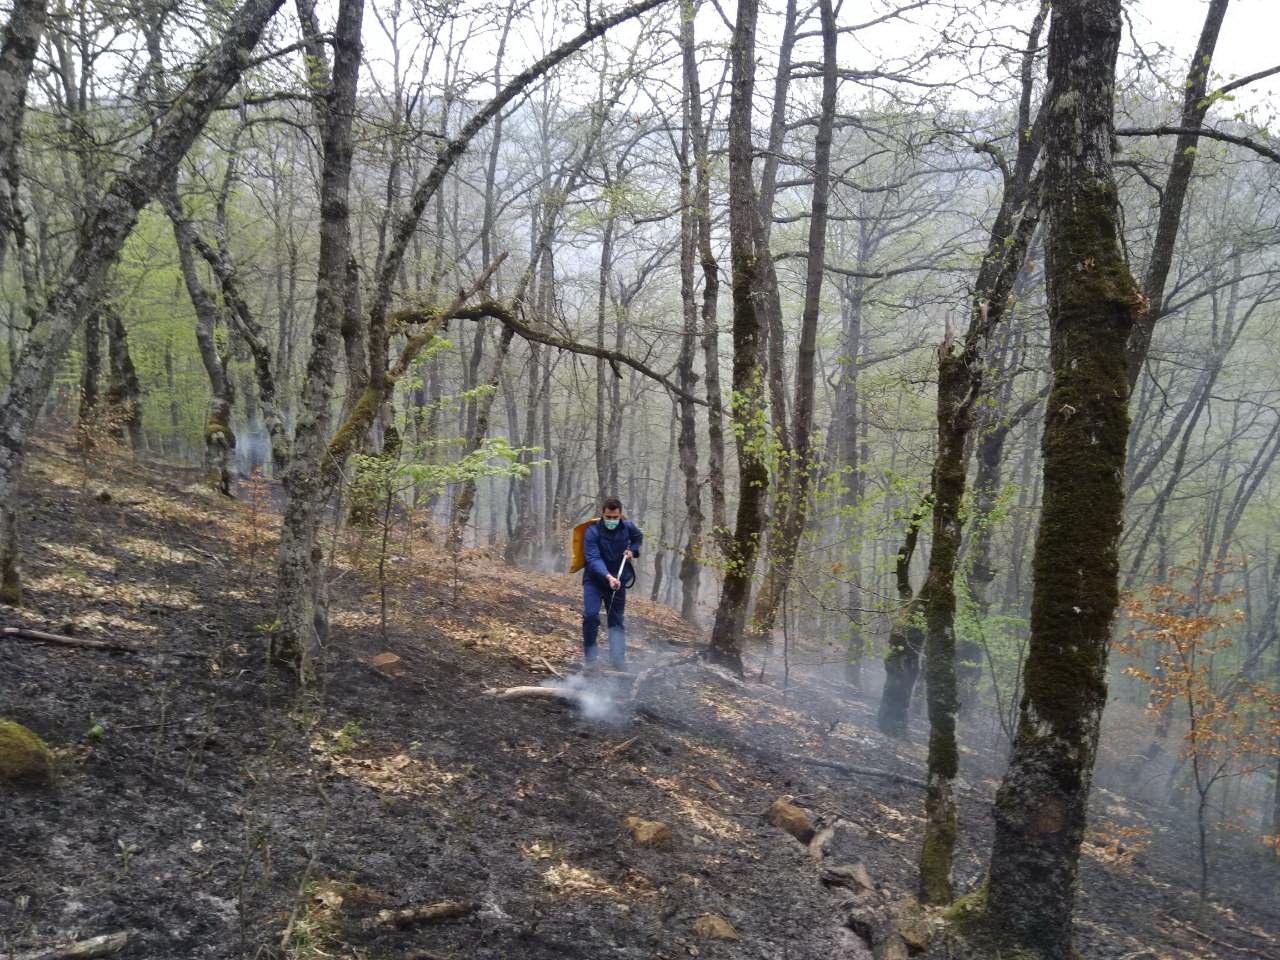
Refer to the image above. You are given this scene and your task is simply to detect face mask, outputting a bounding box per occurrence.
[603,518,620,531]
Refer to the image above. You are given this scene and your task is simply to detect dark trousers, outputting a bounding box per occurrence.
[582,578,627,667]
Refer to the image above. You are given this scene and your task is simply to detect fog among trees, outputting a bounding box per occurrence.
[2,0,1279,957]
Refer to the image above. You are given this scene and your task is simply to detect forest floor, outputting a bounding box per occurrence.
[2,439,1279,960]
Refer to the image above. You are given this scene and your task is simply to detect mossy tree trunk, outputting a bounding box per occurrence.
[962,338,1044,710]
[917,2,1047,904]
[705,0,767,677]
[835,266,868,686]
[982,0,1142,955]
[877,499,927,739]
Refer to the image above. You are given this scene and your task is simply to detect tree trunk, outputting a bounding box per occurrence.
[1271,753,1280,852]
[676,3,704,624]
[166,178,236,494]
[982,2,1141,955]
[594,213,616,505]
[746,0,836,641]
[651,416,677,602]
[690,30,726,550]
[0,0,285,607]
[274,0,364,678]
[877,500,928,739]
[451,327,515,546]
[105,306,143,452]
[705,0,767,676]
[1125,0,1231,387]
[918,4,1047,894]
[836,277,866,685]
[78,310,101,437]
[0,0,48,276]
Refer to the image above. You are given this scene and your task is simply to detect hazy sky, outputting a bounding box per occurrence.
[1129,0,1277,116]
[352,0,1279,125]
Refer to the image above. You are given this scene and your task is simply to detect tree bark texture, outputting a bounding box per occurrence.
[78,311,101,434]
[1124,0,1230,388]
[105,306,143,452]
[690,23,726,550]
[183,221,290,474]
[983,1,1143,955]
[166,178,236,494]
[0,0,47,277]
[275,0,364,677]
[705,0,766,676]
[676,0,704,624]
[0,0,284,606]
[747,0,836,642]
[917,3,1047,903]
[877,500,927,739]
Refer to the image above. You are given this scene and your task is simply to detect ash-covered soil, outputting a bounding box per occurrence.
[2,442,1277,959]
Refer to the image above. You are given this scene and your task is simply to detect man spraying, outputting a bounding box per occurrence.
[578,497,643,671]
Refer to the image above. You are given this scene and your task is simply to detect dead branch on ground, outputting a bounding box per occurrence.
[2,627,145,653]
[14,931,130,960]
[362,900,475,929]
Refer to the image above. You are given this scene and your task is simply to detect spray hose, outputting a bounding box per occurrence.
[604,556,636,621]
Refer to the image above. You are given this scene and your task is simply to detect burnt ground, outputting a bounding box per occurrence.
[1,440,1278,960]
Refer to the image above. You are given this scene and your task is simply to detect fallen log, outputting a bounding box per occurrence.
[2,627,146,654]
[487,685,580,703]
[14,931,130,960]
[363,900,475,929]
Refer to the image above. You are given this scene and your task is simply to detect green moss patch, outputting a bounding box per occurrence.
[0,719,54,786]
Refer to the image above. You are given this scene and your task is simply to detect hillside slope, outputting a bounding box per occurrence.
[2,443,1277,959]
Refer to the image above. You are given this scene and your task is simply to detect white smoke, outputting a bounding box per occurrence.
[540,673,626,725]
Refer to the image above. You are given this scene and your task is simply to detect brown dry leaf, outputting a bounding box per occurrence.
[370,651,405,676]
[522,840,556,860]
[542,862,618,898]
[322,752,464,797]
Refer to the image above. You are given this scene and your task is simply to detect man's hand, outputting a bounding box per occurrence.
[607,575,621,590]
[623,549,634,560]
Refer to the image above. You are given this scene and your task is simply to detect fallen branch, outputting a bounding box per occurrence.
[538,655,565,679]
[363,900,475,929]
[2,627,146,653]
[488,685,580,703]
[1166,916,1270,958]
[183,544,226,566]
[14,931,130,960]
[599,736,639,762]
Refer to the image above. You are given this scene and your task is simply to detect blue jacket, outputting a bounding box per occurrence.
[583,519,643,586]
